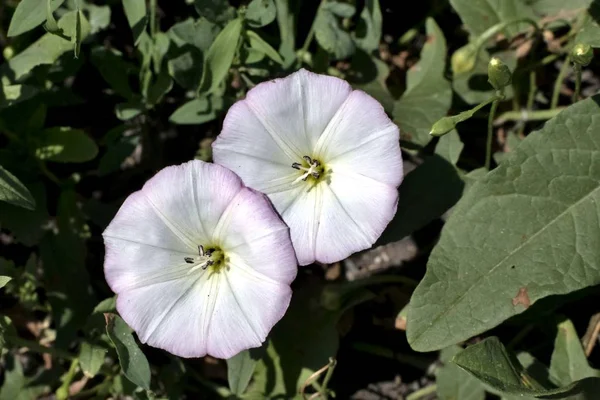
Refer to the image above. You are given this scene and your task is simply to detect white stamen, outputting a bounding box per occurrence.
[185,245,215,272]
[291,156,321,184]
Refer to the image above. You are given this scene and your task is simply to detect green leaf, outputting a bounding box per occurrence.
[169,96,223,124]
[449,0,536,38]
[452,337,600,398]
[314,6,356,60]
[435,130,464,166]
[353,0,382,52]
[529,0,592,15]
[115,100,144,121]
[79,342,107,378]
[90,47,136,99]
[246,0,276,28]
[122,0,147,45]
[7,0,65,37]
[0,316,16,350]
[168,17,219,51]
[227,349,259,395]
[247,281,373,398]
[147,69,174,106]
[408,95,600,352]
[576,2,600,48]
[93,296,117,314]
[194,0,236,23]
[1,11,91,81]
[0,85,38,109]
[0,353,50,400]
[0,165,35,210]
[436,346,486,400]
[393,18,451,146]
[377,155,464,245]
[549,319,600,385]
[275,0,297,67]
[35,127,98,163]
[85,3,111,34]
[246,30,284,64]
[0,183,48,246]
[106,314,151,391]
[198,18,243,94]
[0,276,11,288]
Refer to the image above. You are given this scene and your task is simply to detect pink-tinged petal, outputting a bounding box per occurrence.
[141,161,243,244]
[315,172,399,263]
[206,266,292,359]
[115,273,212,358]
[103,161,243,292]
[215,188,297,284]
[104,160,297,359]
[315,90,403,187]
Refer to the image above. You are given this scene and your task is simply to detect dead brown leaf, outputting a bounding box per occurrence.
[512,287,531,308]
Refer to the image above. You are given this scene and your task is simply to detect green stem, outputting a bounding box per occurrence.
[486,99,500,170]
[572,64,582,103]
[495,108,565,125]
[9,336,75,360]
[300,0,327,54]
[56,358,79,400]
[551,55,571,108]
[406,384,437,400]
[319,358,337,399]
[527,70,536,110]
[150,0,157,38]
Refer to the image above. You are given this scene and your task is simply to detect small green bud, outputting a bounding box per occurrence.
[2,46,14,60]
[487,57,512,90]
[451,44,477,75]
[571,43,593,67]
[430,116,457,137]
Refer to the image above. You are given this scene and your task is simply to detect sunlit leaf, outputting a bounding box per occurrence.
[353,0,382,52]
[169,96,223,124]
[1,11,91,81]
[227,349,259,396]
[0,165,35,210]
[246,30,284,64]
[35,127,98,163]
[449,0,536,38]
[7,0,65,37]
[122,0,147,45]
[198,17,243,94]
[314,4,356,60]
[246,0,276,27]
[79,342,107,378]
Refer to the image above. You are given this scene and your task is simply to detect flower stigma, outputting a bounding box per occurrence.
[291,155,325,184]
[184,245,225,274]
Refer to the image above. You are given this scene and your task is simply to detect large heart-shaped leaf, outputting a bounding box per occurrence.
[449,0,536,38]
[408,95,600,352]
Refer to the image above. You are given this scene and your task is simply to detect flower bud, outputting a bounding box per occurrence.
[2,46,14,60]
[487,57,512,90]
[571,43,593,67]
[451,44,477,75]
[430,116,457,137]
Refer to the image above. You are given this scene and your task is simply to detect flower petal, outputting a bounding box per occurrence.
[315,90,403,186]
[215,188,297,284]
[278,187,321,266]
[315,172,399,263]
[213,68,352,192]
[115,273,212,358]
[104,160,297,358]
[206,265,292,359]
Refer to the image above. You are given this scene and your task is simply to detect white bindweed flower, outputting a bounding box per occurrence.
[213,69,403,265]
[102,160,297,359]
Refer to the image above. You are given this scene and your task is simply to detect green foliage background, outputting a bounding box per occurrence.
[1,0,600,399]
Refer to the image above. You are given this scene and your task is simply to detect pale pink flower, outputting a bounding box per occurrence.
[213,69,403,265]
[102,160,297,358]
